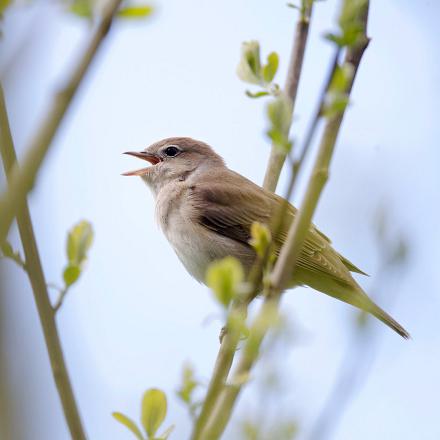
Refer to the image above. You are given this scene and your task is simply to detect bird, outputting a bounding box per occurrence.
[123,137,409,339]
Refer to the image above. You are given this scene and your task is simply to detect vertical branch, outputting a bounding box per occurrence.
[201,3,370,438]
[0,86,87,439]
[263,2,313,192]
[0,0,123,245]
[190,6,315,439]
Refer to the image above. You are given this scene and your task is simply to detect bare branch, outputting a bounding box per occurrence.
[0,0,123,244]
[0,85,87,439]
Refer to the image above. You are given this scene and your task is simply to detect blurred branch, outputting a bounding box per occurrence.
[0,85,87,439]
[0,0,123,245]
[263,1,314,192]
[200,2,370,437]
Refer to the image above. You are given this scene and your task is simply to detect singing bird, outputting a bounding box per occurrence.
[123,137,409,338]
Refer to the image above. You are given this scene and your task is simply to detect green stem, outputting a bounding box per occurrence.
[0,85,87,439]
[0,0,123,245]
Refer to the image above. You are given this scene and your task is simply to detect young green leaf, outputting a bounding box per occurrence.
[69,0,93,18]
[177,364,199,405]
[112,412,144,440]
[0,0,11,14]
[266,94,293,152]
[141,388,168,438]
[63,265,81,287]
[245,90,270,99]
[118,5,154,19]
[66,220,94,267]
[206,257,244,308]
[249,222,272,258]
[237,41,263,85]
[262,52,279,83]
[322,64,353,117]
[0,241,26,269]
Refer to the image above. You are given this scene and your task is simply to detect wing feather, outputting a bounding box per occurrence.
[189,169,364,284]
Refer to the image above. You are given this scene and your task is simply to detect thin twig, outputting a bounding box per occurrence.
[0,0,123,245]
[53,288,69,312]
[201,4,370,437]
[263,2,314,192]
[0,85,87,439]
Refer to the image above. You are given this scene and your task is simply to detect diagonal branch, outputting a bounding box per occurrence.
[201,3,370,438]
[0,85,87,440]
[0,0,123,245]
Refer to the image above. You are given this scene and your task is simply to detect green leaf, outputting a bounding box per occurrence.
[118,5,154,19]
[245,90,270,99]
[177,365,197,404]
[249,222,272,258]
[266,94,293,152]
[141,388,167,438]
[322,64,353,117]
[262,52,279,83]
[66,220,94,266]
[237,41,263,85]
[0,241,26,268]
[69,0,93,18]
[63,265,81,287]
[206,257,244,308]
[112,412,144,440]
[0,0,11,14]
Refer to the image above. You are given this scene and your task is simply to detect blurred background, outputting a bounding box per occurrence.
[1,0,439,439]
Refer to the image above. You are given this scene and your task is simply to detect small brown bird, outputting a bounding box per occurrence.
[123,137,409,338]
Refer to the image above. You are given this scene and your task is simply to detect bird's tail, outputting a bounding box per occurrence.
[296,269,410,339]
[364,299,410,339]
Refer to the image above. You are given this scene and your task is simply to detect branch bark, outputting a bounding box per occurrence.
[0,0,123,245]
[201,3,370,438]
[0,85,86,439]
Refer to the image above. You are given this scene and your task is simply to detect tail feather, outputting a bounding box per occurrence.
[366,300,410,339]
[295,268,410,339]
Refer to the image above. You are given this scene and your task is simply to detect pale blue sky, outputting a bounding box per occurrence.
[1,1,439,439]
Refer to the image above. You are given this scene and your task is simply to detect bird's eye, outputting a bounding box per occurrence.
[164,146,180,157]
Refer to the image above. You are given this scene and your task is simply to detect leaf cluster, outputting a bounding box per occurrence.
[237,41,280,99]
[113,388,174,440]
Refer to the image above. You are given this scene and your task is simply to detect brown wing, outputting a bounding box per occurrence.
[189,169,365,284]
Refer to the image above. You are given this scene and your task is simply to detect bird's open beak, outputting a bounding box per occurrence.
[122,151,161,176]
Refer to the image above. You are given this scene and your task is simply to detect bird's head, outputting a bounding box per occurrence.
[123,137,225,193]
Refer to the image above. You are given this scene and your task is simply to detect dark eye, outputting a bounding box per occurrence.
[164,146,180,157]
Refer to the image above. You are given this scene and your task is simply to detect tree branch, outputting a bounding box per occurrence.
[263,2,313,192]
[190,7,315,439]
[201,3,370,437]
[0,85,87,439]
[0,0,123,245]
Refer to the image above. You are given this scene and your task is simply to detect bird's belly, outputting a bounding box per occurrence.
[164,218,252,284]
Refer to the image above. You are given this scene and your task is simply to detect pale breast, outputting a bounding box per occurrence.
[155,182,253,283]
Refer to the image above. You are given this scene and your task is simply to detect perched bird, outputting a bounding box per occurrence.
[123,137,409,338]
